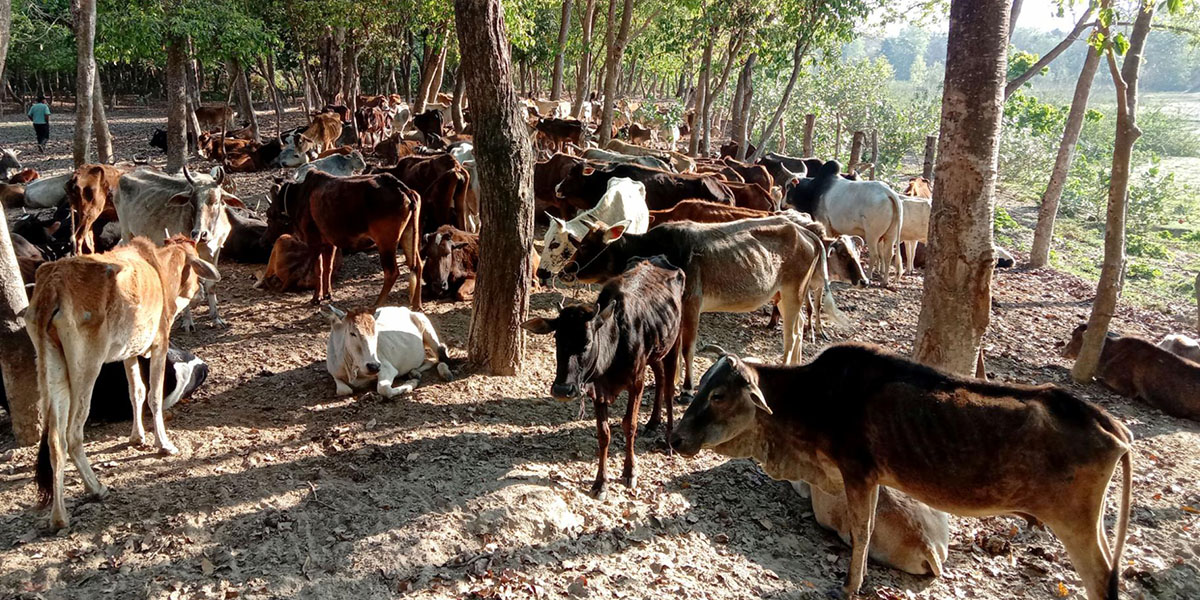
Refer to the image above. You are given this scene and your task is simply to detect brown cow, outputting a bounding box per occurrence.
[374,134,423,166]
[536,118,585,153]
[420,225,540,301]
[66,164,125,254]
[534,153,588,218]
[1063,324,1200,421]
[0,182,25,208]
[28,236,220,530]
[317,103,352,123]
[724,181,777,211]
[302,112,344,154]
[254,234,345,292]
[720,157,773,190]
[355,105,389,149]
[672,343,1133,600]
[316,145,355,158]
[648,200,769,228]
[625,122,653,144]
[194,105,235,130]
[372,154,470,232]
[9,168,39,184]
[267,170,422,307]
[904,176,932,198]
[197,132,255,160]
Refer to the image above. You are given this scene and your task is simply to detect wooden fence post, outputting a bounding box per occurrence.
[848,130,865,174]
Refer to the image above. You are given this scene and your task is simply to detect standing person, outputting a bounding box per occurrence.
[28,95,51,152]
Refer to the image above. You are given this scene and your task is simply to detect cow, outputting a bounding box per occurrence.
[375,134,424,167]
[66,164,125,254]
[322,305,452,398]
[11,204,75,261]
[894,195,931,277]
[795,481,950,577]
[27,236,220,530]
[297,112,344,157]
[149,127,198,154]
[254,234,344,292]
[223,138,286,173]
[787,160,903,286]
[0,182,24,208]
[317,103,352,123]
[522,256,685,498]
[724,181,777,211]
[670,343,1134,600]
[581,148,672,171]
[413,108,446,145]
[9,168,39,184]
[391,101,412,133]
[355,105,390,149]
[559,215,846,393]
[718,140,757,159]
[1063,324,1200,421]
[9,232,44,284]
[556,162,735,211]
[371,154,470,232]
[194,105,235,130]
[23,173,72,209]
[757,154,806,188]
[535,153,589,219]
[221,206,271,264]
[904,176,932,199]
[537,177,649,281]
[1158,333,1200,363]
[420,225,540,301]
[449,142,481,233]
[536,118,586,153]
[197,132,255,160]
[116,167,245,329]
[295,150,367,182]
[623,122,653,144]
[267,170,422,307]
[0,148,22,181]
[604,139,694,172]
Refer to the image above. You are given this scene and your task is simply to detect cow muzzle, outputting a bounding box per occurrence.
[192,229,210,244]
[550,382,579,401]
[535,267,552,282]
[366,362,382,374]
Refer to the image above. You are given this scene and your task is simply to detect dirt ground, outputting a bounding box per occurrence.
[1,106,1198,600]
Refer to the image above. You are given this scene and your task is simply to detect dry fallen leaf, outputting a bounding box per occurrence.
[201,557,215,576]
[1056,582,1069,597]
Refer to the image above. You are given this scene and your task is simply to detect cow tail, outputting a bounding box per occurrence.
[1109,448,1133,599]
[885,189,904,274]
[801,226,850,328]
[32,285,63,508]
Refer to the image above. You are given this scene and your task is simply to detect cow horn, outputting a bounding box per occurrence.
[183,165,195,185]
[215,166,226,186]
[700,343,731,358]
[556,293,566,311]
[164,227,172,241]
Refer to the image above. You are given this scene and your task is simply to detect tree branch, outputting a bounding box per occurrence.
[1004,5,1095,99]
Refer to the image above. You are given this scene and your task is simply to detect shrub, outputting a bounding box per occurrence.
[1127,234,1171,260]
[1128,263,1162,279]
[994,207,1021,231]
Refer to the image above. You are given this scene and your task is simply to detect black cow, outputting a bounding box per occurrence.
[149,128,198,153]
[413,109,445,146]
[1,347,208,422]
[537,118,586,152]
[222,206,272,263]
[555,162,735,210]
[522,256,685,499]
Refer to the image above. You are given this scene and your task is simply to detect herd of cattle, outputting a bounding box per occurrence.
[2,94,1198,600]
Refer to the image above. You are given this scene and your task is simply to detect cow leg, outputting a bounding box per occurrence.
[323,247,337,302]
[375,360,402,398]
[66,359,106,499]
[398,220,422,310]
[38,344,72,529]
[311,247,327,305]
[662,341,681,455]
[178,306,197,332]
[205,278,228,328]
[644,360,664,434]
[124,357,149,446]
[621,380,644,489]
[842,481,881,599]
[591,399,611,499]
[678,295,702,397]
[1049,514,1114,600]
[779,290,803,365]
[376,243,400,308]
[146,342,178,455]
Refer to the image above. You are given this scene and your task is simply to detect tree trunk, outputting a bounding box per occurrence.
[749,33,807,162]
[922,134,937,179]
[71,0,97,166]
[451,65,466,132]
[597,0,634,146]
[848,130,865,173]
[572,0,598,118]
[91,65,113,163]
[403,29,414,103]
[551,0,574,101]
[427,42,449,105]
[1008,0,1024,40]
[912,0,1010,375]
[1071,3,1153,382]
[230,57,260,143]
[1004,7,1093,100]
[454,0,535,375]
[165,36,188,173]
[802,113,815,156]
[414,32,443,113]
[185,36,201,106]
[262,53,285,135]
[1029,40,1101,268]
[734,54,755,161]
[730,58,745,139]
[688,33,713,157]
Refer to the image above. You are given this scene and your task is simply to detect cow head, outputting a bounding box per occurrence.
[521,300,617,401]
[421,230,471,298]
[323,305,382,382]
[170,167,244,249]
[149,129,168,152]
[827,235,868,287]
[1060,323,1119,359]
[671,353,772,456]
[536,215,580,282]
[160,236,221,317]
[554,163,599,201]
[0,148,22,172]
[278,135,315,168]
[558,220,628,284]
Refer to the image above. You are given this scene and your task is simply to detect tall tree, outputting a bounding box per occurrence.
[1071,3,1155,382]
[1029,37,1102,267]
[0,0,39,446]
[455,0,536,375]
[165,35,189,174]
[230,57,260,143]
[597,0,634,146]
[912,0,1011,374]
[92,66,113,163]
[688,31,713,157]
[71,0,97,166]
[749,33,806,161]
[550,0,574,101]
[571,0,598,118]
[732,53,755,160]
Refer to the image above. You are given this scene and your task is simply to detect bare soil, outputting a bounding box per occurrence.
[1,107,1198,600]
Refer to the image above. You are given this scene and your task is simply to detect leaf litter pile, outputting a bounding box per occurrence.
[1,108,1198,600]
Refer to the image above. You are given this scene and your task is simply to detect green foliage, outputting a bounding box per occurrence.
[1127,234,1171,260]
[1006,50,1046,84]
[994,207,1020,231]
[1127,263,1162,280]
[1004,90,1066,137]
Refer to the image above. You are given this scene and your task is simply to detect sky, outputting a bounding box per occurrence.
[878,0,1090,35]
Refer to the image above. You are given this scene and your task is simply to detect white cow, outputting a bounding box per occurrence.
[536,177,649,280]
[894,195,931,277]
[323,305,453,398]
[1159,333,1200,363]
[798,162,904,286]
[23,173,71,208]
[449,143,480,233]
[294,151,367,182]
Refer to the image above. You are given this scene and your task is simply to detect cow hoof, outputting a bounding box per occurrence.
[129,434,147,447]
[89,485,110,501]
[210,317,230,329]
[590,482,607,500]
[158,443,180,456]
[436,363,452,381]
[641,419,661,435]
[309,297,322,306]
[50,514,69,531]
[622,473,637,488]
[179,320,196,333]
[676,392,693,406]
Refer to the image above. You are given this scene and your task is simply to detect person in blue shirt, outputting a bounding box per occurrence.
[28,95,51,152]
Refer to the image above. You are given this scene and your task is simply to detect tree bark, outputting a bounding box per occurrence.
[688,32,713,157]
[572,0,598,118]
[1029,40,1101,268]
[455,0,536,375]
[414,32,443,113]
[597,0,634,146]
[91,65,113,163]
[848,130,865,173]
[922,134,937,179]
[262,53,286,135]
[166,36,188,174]
[230,57,260,143]
[749,33,808,162]
[451,65,466,132]
[185,36,201,106]
[802,113,815,156]
[71,0,97,166]
[1008,0,1024,40]
[1071,3,1153,382]
[551,0,574,101]
[912,0,1010,375]
[427,42,449,105]
[1004,7,1093,100]
[734,54,755,161]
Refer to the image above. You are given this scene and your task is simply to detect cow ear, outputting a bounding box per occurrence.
[520,317,555,334]
[747,382,772,415]
[187,257,221,282]
[850,235,866,252]
[222,194,246,208]
[596,301,616,322]
[603,221,629,244]
[321,304,346,323]
[582,166,595,176]
[167,193,191,206]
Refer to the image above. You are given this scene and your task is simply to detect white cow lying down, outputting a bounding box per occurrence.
[323,305,453,398]
[536,176,649,280]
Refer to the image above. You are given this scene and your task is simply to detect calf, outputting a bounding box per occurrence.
[1063,324,1200,421]
[355,105,389,149]
[535,153,588,218]
[28,237,220,530]
[420,225,479,301]
[671,343,1134,600]
[295,150,367,182]
[904,176,932,199]
[895,195,931,276]
[322,305,452,398]
[556,162,734,210]
[372,154,470,232]
[560,215,845,392]
[254,234,344,292]
[537,177,649,281]
[0,182,25,208]
[222,206,271,264]
[194,105,235,130]
[66,164,125,254]
[522,256,685,498]
[1158,333,1200,363]
[302,112,344,155]
[624,122,653,145]
[413,108,445,145]
[375,134,423,166]
[268,170,422,307]
[537,118,586,153]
